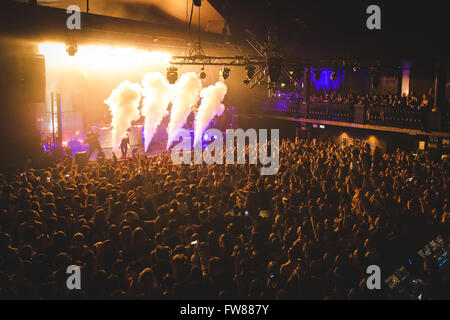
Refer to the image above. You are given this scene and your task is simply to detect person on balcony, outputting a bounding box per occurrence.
[418,93,429,110]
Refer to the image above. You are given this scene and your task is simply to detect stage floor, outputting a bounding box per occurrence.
[88,144,167,161]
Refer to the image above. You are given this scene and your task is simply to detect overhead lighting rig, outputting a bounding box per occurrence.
[220,67,230,79]
[170,23,382,97]
[166,66,178,84]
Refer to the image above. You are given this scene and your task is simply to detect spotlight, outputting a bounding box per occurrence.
[200,71,206,79]
[313,70,321,81]
[267,57,281,83]
[245,65,256,79]
[220,67,230,80]
[65,43,78,56]
[167,66,178,84]
[330,72,338,81]
[352,66,358,72]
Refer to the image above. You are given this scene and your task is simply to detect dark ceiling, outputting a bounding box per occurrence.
[209,0,448,64]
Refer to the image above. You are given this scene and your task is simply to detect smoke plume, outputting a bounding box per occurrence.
[194,81,227,146]
[166,72,202,149]
[141,72,173,152]
[104,80,142,151]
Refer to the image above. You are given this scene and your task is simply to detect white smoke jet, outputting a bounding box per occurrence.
[104,80,142,151]
[141,72,173,152]
[166,72,202,149]
[193,81,228,147]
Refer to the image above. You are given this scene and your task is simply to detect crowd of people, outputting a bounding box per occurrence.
[310,89,434,110]
[0,138,448,299]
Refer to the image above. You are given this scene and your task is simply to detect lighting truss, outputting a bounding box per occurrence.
[170,28,382,96]
[170,55,265,67]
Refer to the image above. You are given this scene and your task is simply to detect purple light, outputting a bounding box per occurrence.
[311,68,341,91]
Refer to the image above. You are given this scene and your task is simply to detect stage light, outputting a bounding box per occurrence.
[267,57,281,83]
[330,72,338,81]
[66,43,78,56]
[220,67,230,79]
[200,67,206,79]
[167,66,178,84]
[352,66,358,72]
[245,65,255,79]
[314,70,321,81]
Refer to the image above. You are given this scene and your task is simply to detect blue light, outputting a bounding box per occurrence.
[311,68,341,91]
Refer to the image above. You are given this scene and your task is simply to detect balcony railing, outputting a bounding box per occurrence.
[263,101,443,131]
[365,106,424,129]
[307,103,353,122]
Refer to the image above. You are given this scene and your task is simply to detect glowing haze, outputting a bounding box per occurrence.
[38,42,171,70]
[37,42,171,134]
[194,81,227,147]
[141,72,174,152]
[104,80,142,152]
[39,42,230,152]
[166,72,202,149]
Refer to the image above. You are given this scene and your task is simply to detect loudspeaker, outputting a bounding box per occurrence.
[74,151,88,167]
[23,55,46,103]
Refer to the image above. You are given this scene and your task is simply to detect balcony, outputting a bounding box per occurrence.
[366,106,424,129]
[263,101,445,132]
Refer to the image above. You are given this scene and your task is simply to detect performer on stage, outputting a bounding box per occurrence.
[120,133,130,158]
[86,129,102,160]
